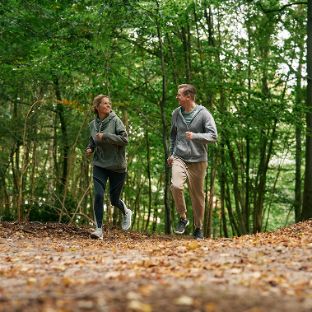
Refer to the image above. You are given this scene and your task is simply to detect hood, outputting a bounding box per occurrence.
[95,111,116,132]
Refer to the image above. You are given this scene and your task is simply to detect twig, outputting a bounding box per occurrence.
[257,1,307,14]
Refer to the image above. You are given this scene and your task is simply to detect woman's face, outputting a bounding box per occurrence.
[97,97,111,117]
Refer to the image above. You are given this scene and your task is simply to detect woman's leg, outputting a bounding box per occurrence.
[93,166,108,228]
[108,171,127,214]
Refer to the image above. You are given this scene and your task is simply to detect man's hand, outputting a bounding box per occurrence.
[185,131,193,140]
[167,155,174,167]
[86,148,93,156]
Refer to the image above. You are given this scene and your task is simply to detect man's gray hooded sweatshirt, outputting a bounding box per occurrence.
[169,105,217,163]
[87,112,128,173]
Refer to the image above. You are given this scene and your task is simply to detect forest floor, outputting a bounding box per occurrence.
[0,221,311,312]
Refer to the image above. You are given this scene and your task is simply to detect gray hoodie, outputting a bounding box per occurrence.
[87,112,128,172]
[169,105,217,162]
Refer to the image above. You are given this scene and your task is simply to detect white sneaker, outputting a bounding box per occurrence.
[121,202,132,231]
[90,227,103,240]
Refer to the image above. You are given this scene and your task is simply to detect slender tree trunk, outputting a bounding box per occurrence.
[253,121,277,232]
[294,51,304,222]
[145,129,152,231]
[53,76,69,196]
[206,154,216,238]
[204,3,215,46]
[253,29,273,232]
[225,180,239,236]
[204,3,215,107]
[156,0,171,234]
[180,14,192,82]
[193,4,208,87]
[165,33,178,86]
[302,0,312,219]
[29,141,37,214]
[0,166,9,217]
[219,142,228,237]
[53,76,70,222]
[214,5,232,236]
[132,176,143,230]
[152,177,162,233]
[245,16,252,233]
[225,139,245,234]
[10,100,22,221]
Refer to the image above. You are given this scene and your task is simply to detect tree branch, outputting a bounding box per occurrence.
[256,1,307,14]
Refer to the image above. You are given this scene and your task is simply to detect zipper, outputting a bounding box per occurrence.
[96,120,104,133]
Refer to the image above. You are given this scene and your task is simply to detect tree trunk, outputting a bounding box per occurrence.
[145,129,152,231]
[193,4,208,88]
[165,33,178,86]
[219,143,228,237]
[207,153,217,238]
[253,122,277,233]
[302,0,312,219]
[225,180,240,236]
[53,76,69,195]
[245,15,252,232]
[156,0,171,234]
[225,139,245,234]
[294,50,304,222]
[181,20,192,82]
[53,76,70,221]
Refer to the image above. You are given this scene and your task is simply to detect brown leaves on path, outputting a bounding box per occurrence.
[0,221,312,312]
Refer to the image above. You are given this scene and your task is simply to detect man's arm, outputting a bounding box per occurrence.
[190,110,218,143]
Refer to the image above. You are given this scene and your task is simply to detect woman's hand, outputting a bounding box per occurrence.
[95,133,104,141]
[86,148,93,156]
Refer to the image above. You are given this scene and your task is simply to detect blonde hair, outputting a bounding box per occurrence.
[92,94,111,115]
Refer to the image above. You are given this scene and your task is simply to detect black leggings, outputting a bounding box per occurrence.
[93,165,126,228]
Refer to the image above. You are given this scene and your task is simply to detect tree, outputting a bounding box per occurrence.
[302,0,312,219]
[0,0,309,234]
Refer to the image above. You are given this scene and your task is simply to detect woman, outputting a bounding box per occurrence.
[86,94,132,240]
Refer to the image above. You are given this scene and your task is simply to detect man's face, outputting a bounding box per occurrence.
[176,88,189,107]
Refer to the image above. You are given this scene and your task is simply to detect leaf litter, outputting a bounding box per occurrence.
[0,220,311,311]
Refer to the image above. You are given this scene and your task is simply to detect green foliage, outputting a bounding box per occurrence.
[0,0,308,235]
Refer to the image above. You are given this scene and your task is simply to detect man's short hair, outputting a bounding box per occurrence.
[178,84,196,100]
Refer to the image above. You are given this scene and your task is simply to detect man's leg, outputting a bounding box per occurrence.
[170,157,190,234]
[170,157,188,219]
[188,161,208,230]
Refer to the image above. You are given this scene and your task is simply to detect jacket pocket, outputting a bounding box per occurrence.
[175,138,190,156]
[115,146,126,168]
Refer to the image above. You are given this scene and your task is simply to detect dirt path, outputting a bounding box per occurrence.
[0,221,311,312]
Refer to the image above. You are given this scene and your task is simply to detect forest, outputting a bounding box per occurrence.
[1,0,312,237]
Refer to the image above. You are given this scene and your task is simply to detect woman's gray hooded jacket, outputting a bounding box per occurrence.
[87,112,128,172]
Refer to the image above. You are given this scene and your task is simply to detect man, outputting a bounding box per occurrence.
[167,84,217,239]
